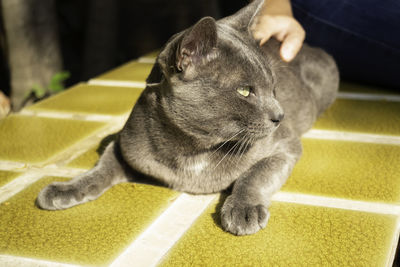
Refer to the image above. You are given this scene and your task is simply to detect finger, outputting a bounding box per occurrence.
[251,19,273,46]
[259,31,273,46]
[280,30,305,62]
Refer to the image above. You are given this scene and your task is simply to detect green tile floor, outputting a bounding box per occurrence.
[0,171,21,187]
[160,199,397,267]
[0,115,106,165]
[0,53,399,266]
[26,84,143,117]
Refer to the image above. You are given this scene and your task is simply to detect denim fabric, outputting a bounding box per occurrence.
[292,0,400,89]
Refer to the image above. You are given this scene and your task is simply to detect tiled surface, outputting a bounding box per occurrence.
[282,139,400,204]
[140,50,158,60]
[67,146,100,169]
[313,98,400,135]
[94,61,153,82]
[0,115,106,165]
[0,56,399,267]
[67,134,117,169]
[0,171,21,187]
[26,84,143,116]
[160,199,397,267]
[0,176,178,266]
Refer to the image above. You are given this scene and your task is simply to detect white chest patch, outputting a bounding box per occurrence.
[186,161,208,175]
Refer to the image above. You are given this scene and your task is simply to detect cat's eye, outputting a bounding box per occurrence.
[236,86,252,97]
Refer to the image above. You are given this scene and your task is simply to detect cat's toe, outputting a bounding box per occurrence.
[36,182,76,210]
[221,196,269,236]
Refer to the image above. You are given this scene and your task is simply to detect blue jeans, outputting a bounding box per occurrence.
[292,0,400,89]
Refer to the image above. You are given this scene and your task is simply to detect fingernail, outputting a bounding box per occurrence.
[281,45,294,61]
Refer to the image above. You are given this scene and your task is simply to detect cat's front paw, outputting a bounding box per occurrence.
[221,195,270,236]
[36,182,80,210]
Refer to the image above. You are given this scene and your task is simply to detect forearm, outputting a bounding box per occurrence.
[232,153,296,204]
[259,0,293,17]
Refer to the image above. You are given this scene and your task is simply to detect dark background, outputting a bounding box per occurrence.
[0,0,247,99]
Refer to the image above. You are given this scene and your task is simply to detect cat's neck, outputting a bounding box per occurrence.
[142,88,211,156]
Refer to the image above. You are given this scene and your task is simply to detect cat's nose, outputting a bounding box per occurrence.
[271,113,284,125]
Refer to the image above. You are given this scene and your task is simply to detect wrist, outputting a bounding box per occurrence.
[260,0,293,17]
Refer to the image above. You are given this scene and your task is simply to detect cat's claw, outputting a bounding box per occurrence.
[221,195,270,236]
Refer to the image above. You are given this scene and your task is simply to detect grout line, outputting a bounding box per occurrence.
[88,79,146,88]
[109,193,218,267]
[38,166,86,177]
[273,191,400,215]
[19,108,118,122]
[0,255,84,267]
[338,92,400,102]
[138,57,156,64]
[0,160,27,172]
[304,129,400,145]
[0,169,83,205]
[36,117,126,169]
[0,172,44,204]
[386,217,400,267]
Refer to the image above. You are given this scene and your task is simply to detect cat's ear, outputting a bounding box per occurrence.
[176,17,218,75]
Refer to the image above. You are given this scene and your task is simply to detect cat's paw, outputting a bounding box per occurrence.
[36,182,80,210]
[221,195,270,236]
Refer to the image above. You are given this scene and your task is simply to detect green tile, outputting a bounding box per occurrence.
[95,61,153,82]
[283,139,400,204]
[26,84,142,116]
[67,147,99,169]
[0,176,178,266]
[0,171,21,187]
[160,199,396,267]
[67,134,117,169]
[0,115,106,164]
[314,98,400,135]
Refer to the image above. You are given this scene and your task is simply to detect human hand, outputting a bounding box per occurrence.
[251,15,305,62]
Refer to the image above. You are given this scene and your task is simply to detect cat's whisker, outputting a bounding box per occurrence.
[236,135,251,162]
[213,137,243,170]
[209,129,245,159]
[233,132,250,160]
[227,135,246,162]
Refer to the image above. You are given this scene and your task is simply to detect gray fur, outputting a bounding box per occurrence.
[37,0,338,235]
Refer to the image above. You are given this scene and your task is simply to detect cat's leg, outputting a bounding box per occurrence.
[221,141,301,235]
[37,141,129,210]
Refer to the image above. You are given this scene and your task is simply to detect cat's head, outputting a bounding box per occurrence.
[148,1,284,148]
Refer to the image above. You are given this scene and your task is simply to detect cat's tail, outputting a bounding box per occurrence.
[37,141,129,210]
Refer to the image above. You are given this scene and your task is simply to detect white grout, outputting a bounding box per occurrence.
[304,129,400,145]
[338,92,400,102]
[0,165,85,205]
[109,193,218,267]
[272,191,400,215]
[1,85,400,266]
[137,57,156,64]
[20,109,118,122]
[0,160,27,171]
[0,255,84,267]
[0,172,44,204]
[88,79,146,88]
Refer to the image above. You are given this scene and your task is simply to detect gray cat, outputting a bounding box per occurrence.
[37,0,338,236]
